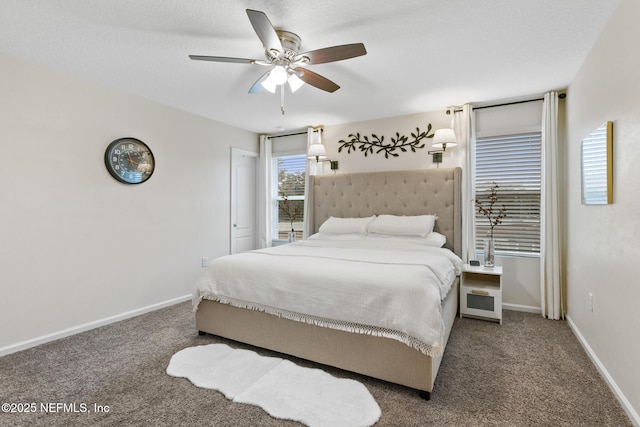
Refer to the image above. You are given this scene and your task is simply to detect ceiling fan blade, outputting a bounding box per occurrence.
[294,68,340,93]
[298,43,367,65]
[246,9,283,54]
[248,71,270,94]
[189,55,255,64]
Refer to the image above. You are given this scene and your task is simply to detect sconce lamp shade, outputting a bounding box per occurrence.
[307,143,327,161]
[431,128,458,150]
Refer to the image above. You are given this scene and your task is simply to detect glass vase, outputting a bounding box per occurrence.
[483,236,495,268]
[288,230,296,243]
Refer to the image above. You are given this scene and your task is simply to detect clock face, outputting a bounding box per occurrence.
[104,137,155,184]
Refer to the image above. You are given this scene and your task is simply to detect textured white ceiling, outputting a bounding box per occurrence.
[0,0,620,133]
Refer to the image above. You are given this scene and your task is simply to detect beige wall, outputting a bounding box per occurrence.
[322,111,453,173]
[566,0,640,422]
[0,53,257,350]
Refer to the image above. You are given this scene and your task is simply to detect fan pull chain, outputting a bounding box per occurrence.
[280,84,285,115]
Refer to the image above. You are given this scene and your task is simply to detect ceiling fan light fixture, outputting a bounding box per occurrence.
[288,73,305,92]
[270,66,288,85]
[260,77,277,93]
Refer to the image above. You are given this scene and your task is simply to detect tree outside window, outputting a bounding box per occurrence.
[275,155,305,240]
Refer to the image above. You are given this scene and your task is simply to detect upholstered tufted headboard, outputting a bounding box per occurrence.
[309,167,462,256]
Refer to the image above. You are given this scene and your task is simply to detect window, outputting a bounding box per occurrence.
[273,154,306,241]
[474,131,541,255]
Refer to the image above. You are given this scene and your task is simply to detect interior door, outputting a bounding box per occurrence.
[230,148,259,254]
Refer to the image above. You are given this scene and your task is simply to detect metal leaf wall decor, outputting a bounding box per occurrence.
[337,124,434,158]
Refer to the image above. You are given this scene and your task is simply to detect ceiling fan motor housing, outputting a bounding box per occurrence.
[276,30,301,56]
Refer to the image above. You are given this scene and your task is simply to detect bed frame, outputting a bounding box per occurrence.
[196,167,462,399]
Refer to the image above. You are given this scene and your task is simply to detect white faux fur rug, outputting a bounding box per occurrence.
[167,344,381,427]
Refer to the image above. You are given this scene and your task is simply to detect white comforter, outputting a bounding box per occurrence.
[193,237,463,356]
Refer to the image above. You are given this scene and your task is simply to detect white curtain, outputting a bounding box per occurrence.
[303,127,322,238]
[306,128,325,177]
[453,104,476,262]
[257,135,273,248]
[540,91,565,319]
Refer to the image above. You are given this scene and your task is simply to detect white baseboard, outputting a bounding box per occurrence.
[0,294,192,358]
[502,303,540,314]
[566,315,640,427]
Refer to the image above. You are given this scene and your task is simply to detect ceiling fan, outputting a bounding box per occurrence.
[189,9,367,98]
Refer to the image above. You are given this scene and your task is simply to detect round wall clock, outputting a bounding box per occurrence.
[104,137,155,184]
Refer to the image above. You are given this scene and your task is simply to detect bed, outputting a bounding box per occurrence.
[194,167,462,399]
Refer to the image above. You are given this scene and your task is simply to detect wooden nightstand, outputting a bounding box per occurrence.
[459,264,503,324]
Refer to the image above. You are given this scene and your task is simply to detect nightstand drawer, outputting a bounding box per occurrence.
[460,284,502,321]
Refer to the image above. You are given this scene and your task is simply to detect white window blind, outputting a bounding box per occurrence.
[273,154,306,240]
[475,132,541,254]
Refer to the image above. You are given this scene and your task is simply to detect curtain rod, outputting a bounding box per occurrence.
[268,131,307,139]
[472,97,544,111]
[450,93,565,113]
[268,128,322,139]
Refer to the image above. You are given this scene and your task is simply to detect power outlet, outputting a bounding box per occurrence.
[201,257,209,268]
[588,292,594,312]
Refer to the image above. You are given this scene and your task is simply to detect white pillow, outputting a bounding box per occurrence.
[307,232,366,241]
[423,231,447,247]
[318,216,376,235]
[366,231,447,247]
[368,214,437,237]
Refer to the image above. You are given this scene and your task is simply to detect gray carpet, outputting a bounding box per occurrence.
[0,302,632,426]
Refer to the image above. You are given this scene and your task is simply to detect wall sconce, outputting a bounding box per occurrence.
[307,141,327,162]
[428,128,457,166]
[307,128,338,171]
